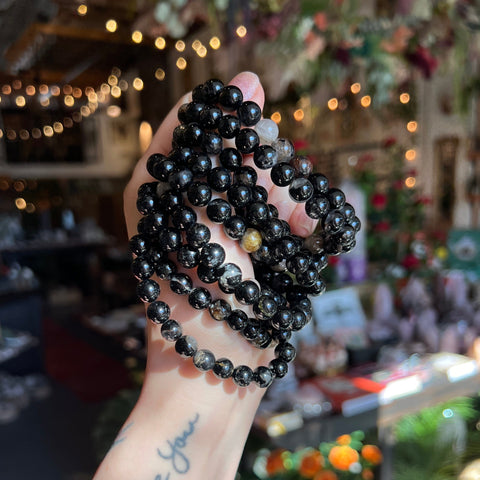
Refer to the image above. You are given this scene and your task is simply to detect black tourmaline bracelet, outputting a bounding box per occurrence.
[131,78,360,388]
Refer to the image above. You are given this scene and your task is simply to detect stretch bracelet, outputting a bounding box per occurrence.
[130,78,360,388]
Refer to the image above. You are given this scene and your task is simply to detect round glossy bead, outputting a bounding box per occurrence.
[247,202,269,227]
[271,329,292,343]
[187,181,212,207]
[136,279,160,303]
[202,79,224,103]
[199,105,222,129]
[177,245,200,269]
[255,118,279,144]
[227,309,248,330]
[207,167,232,192]
[218,85,243,110]
[138,182,158,197]
[169,169,193,192]
[323,209,345,233]
[223,215,246,240]
[269,358,288,378]
[262,218,285,243]
[290,308,307,331]
[172,124,187,145]
[202,132,223,154]
[340,203,356,222]
[336,226,356,247]
[158,228,182,252]
[289,178,314,202]
[136,194,157,215]
[197,264,220,284]
[270,309,293,330]
[206,198,232,223]
[235,128,260,154]
[253,145,278,170]
[275,236,299,259]
[237,101,262,126]
[147,301,170,324]
[272,138,295,162]
[192,84,207,103]
[159,191,183,212]
[193,349,216,371]
[232,365,253,387]
[219,148,243,171]
[146,153,166,177]
[227,183,252,208]
[147,248,164,266]
[286,251,311,274]
[250,328,272,349]
[234,166,257,187]
[218,263,242,293]
[153,157,178,183]
[234,280,260,305]
[291,155,313,177]
[178,102,199,123]
[129,234,148,256]
[296,268,318,287]
[161,320,182,341]
[208,299,231,321]
[218,115,241,138]
[271,272,293,292]
[172,206,197,230]
[169,147,195,166]
[186,223,211,248]
[213,358,234,379]
[327,188,346,208]
[183,123,203,147]
[252,185,268,202]
[275,342,296,362]
[305,194,330,219]
[131,256,155,280]
[142,213,167,234]
[254,366,274,388]
[170,273,193,295]
[155,259,177,280]
[349,216,361,232]
[309,173,329,194]
[251,243,274,265]
[188,287,212,309]
[175,335,198,357]
[253,295,277,320]
[199,243,225,268]
[307,277,326,295]
[188,152,211,178]
[270,162,295,187]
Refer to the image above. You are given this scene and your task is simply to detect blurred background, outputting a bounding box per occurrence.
[2,1,480,479]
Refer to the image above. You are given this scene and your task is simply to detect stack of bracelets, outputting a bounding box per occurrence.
[130,78,361,389]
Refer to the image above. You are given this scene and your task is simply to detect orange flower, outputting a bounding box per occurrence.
[361,445,382,465]
[328,445,359,471]
[362,468,374,479]
[314,471,338,480]
[266,449,286,475]
[336,434,351,445]
[299,450,324,478]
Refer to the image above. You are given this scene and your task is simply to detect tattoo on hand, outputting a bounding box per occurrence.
[156,413,200,475]
[110,421,134,449]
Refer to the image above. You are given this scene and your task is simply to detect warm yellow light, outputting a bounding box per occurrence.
[271,111,282,124]
[405,176,416,188]
[51,85,60,96]
[80,105,90,117]
[405,149,416,161]
[2,85,11,95]
[25,203,36,213]
[6,130,16,141]
[192,39,202,51]
[133,77,144,91]
[72,87,82,98]
[88,92,98,103]
[360,95,371,107]
[13,180,25,192]
[175,40,186,52]
[407,121,418,133]
[400,93,410,104]
[132,30,143,43]
[328,98,338,110]
[15,198,26,210]
[53,122,63,134]
[236,25,247,38]
[84,86,94,96]
[350,83,361,94]
[119,79,128,91]
[64,95,74,107]
[96,91,106,103]
[43,125,54,137]
[293,108,304,121]
[40,97,50,107]
[176,57,187,70]
[209,36,221,49]
[77,4,87,15]
[111,85,121,98]
[139,121,153,154]
[19,130,29,140]
[106,19,117,33]
[155,36,166,49]
[12,79,22,90]
[25,85,35,96]
[197,46,207,58]
[15,96,26,107]
[106,105,122,118]
[108,75,118,86]
[100,83,110,94]
[155,68,166,81]
[63,84,72,95]
[32,128,41,139]
[88,102,97,113]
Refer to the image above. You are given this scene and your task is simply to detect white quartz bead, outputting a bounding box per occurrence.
[272,137,295,162]
[255,118,279,144]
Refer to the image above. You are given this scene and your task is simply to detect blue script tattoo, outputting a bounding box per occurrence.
[110,421,134,449]
[157,413,200,475]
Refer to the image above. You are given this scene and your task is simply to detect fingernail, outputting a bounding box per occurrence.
[230,71,259,100]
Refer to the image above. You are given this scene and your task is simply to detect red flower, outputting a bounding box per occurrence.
[406,45,438,78]
[415,195,432,205]
[371,192,387,210]
[314,12,328,31]
[293,139,309,151]
[357,153,374,170]
[402,253,420,269]
[382,137,397,148]
[374,221,391,232]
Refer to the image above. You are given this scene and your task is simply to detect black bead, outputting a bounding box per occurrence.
[275,236,300,260]
[202,79,224,103]
[175,335,198,357]
[177,102,190,123]
[223,215,246,240]
[232,365,253,387]
[169,147,195,166]
[340,203,356,222]
[254,366,274,388]
[227,309,248,330]
[206,198,232,223]
[252,185,269,202]
[155,259,177,280]
[271,272,293,292]
[158,227,182,252]
[251,243,274,265]
[237,101,262,126]
[172,124,187,145]
[234,166,257,187]
[170,273,193,295]
[336,226,356,247]
[269,358,288,378]
[202,131,223,154]
[289,178,314,202]
[296,268,318,287]
[188,152,212,178]
[169,169,193,192]
[349,216,361,232]
[193,349,216,371]
[271,162,295,187]
[327,188,346,208]
[187,181,212,207]
[262,219,284,243]
[242,319,260,340]
[188,287,212,309]
[197,264,220,283]
[208,299,231,321]
[171,206,197,230]
[138,182,158,197]
[192,84,207,103]
[136,194,157,215]
[213,358,234,379]
[146,248,165,266]
[147,301,170,324]
[227,183,252,208]
[186,223,211,248]
[218,85,243,110]
[307,277,326,295]
[218,114,241,138]
[271,329,292,343]
[218,263,242,293]
[246,201,269,227]
[184,123,203,147]
[136,279,160,303]
[290,308,307,331]
[253,295,278,320]
[153,158,177,182]
[234,280,260,305]
[183,102,206,123]
[250,327,272,349]
[131,256,155,280]
[322,209,345,233]
[207,167,232,192]
[129,234,148,256]
[286,251,311,274]
[199,243,225,268]
[270,309,293,330]
[275,342,296,362]
[146,153,167,177]
[177,245,200,268]
[159,191,183,212]
[253,145,278,169]
[235,128,260,154]
[161,320,183,341]
[199,105,222,129]
[309,173,329,193]
[142,212,167,233]
[305,194,330,219]
[291,155,313,177]
[219,148,243,171]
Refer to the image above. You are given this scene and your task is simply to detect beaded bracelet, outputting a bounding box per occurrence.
[130,78,360,388]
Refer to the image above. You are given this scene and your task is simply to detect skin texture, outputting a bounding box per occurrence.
[93,72,317,480]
